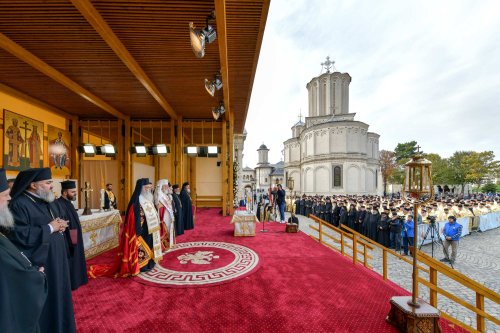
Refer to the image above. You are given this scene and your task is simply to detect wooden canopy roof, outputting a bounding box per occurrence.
[0,0,270,133]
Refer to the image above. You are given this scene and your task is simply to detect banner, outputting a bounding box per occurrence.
[478,212,500,232]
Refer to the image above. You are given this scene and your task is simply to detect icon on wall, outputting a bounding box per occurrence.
[48,125,71,177]
[3,109,44,170]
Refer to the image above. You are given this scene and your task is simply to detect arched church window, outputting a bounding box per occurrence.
[333,166,342,187]
[375,169,378,188]
[265,177,268,183]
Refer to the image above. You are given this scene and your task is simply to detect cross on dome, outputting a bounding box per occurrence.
[321,56,335,73]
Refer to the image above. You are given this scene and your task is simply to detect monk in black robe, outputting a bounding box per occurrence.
[172,184,184,236]
[0,168,48,333]
[8,168,76,333]
[180,181,194,230]
[55,180,88,290]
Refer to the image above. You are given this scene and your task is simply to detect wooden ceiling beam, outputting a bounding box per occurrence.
[71,0,178,120]
[215,0,232,120]
[0,32,128,120]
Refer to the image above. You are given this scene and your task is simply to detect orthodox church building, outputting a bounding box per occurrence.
[283,57,382,195]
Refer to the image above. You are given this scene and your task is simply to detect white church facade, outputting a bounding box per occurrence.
[283,58,383,195]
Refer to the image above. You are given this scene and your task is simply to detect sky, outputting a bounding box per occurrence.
[242,0,500,168]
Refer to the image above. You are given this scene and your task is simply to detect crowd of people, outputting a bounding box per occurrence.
[0,166,195,333]
[286,193,498,262]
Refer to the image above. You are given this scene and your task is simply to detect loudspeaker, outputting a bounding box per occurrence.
[217,161,221,167]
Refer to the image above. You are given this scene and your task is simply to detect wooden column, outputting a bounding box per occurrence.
[228,113,234,215]
[124,118,132,202]
[170,120,176,184]
[117,118,125,212]
[70,116,80,207]
[175,117,184,184]
[221,120,227,216]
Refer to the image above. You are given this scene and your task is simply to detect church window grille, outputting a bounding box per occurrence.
[333,166,342,187]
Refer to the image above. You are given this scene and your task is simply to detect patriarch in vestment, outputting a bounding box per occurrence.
[89,178,163,277]
[155,179,175,250]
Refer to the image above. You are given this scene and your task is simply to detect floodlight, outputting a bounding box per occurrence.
[188,12,217,58]
[204,74,223,97]
[208,145,219,158]
[185,146,199,157]
[131,143,147,157]
[96,144,116,157]
[151,144,169,156]
[80,143,96,157]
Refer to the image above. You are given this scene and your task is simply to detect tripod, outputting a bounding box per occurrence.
[418,222,453,268]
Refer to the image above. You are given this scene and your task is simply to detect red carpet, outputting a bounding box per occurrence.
[74,208,465,332]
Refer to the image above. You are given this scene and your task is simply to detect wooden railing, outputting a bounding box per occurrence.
[308,216,500,333]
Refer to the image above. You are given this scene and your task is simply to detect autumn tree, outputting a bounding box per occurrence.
[380,150,397,196]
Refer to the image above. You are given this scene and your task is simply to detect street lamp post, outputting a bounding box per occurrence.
[387,151,440,332]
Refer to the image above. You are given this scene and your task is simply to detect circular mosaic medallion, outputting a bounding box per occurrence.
[136,241,260,288]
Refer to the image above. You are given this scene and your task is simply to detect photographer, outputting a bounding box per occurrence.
[389,212,402,252]
[402,215,415,256]
[276,184,286,223]
[441,216,462,265]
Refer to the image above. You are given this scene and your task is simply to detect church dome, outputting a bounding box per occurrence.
[292,120,305,128]
[258,143,268,150]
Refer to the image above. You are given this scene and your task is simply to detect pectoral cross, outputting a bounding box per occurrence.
[81,182,93,215]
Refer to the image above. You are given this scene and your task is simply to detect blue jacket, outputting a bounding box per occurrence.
[403,221,414,237]
[443,222,462,241]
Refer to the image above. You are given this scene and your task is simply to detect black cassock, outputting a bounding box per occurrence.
[0,232,47,333]
[8,193,76,333]
[172,193,184,236]
[180,190,194,230]
[55,197,88,290]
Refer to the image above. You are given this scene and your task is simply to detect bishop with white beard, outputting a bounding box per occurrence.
[8,167,76,333]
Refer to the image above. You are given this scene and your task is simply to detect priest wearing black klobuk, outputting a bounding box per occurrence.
[55,180,88,290]
[180,181,194,230]
[172,184,184,236]
[8,167,76,333]
[0,168,48,333]
[88,178,163,278]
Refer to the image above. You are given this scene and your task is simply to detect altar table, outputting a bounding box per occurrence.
[78,209,122,259]
[231,210,259,237]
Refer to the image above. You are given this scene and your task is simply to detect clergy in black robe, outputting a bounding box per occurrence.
[172,184,184,236]
[325,198,332,225]
[377,212,391,247]
[355,206,366,233]
[8,168,76,333]
[294,197,300,216]
[339,204,348,226]
[304,198,312,217]
[299,197,306,216]
[332,202,341,227]
[347,204,357,230]
[0,168,48,333]
[180,182,194,230]
[55,180,88,290]
[368,209,381,241]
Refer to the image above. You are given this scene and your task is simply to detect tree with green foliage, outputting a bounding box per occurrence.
[481,183,497,193]
[447,151,472,192]
[464,151,500,188]
[394,141,421,162]
[424,153,450,185]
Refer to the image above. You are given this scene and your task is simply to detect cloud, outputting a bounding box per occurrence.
[242,0,500,168]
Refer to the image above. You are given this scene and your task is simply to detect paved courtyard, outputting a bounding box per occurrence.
[274,212,500,333]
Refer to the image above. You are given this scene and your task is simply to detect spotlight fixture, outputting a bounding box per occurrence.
[80,143,96,157]
[185,146,199,157]
[208,145,219,158]
[189,11,217,58]
[97,144,116,157]
[131,143,147,157]
[212,101,225,120]
[204,73,223,97]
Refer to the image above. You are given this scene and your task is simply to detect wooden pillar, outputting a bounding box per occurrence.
[175,116,184,184]
[117,119,125,212]
[228,113,234,215]
[70,116,80,206]
[221,120,227,216]
[124,118,132,203]
[170,120,176,184]
[190,156,197,204]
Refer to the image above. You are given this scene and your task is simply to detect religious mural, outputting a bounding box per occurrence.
[48,125,71,177]
[3,109,44,170]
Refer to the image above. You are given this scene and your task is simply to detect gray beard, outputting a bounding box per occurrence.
[36,187,55,203]
[0,205,15,229]
[141,191,154,203]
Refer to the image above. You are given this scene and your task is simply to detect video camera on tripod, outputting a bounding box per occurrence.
[426,215,437,224]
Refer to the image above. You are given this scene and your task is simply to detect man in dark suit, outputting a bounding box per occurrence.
[276,184,286,223]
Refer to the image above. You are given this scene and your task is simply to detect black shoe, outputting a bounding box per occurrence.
[449,260,455,265]
[440,258,449,262]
